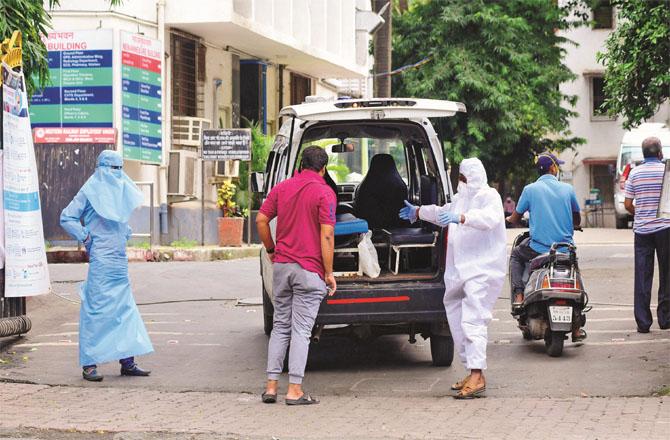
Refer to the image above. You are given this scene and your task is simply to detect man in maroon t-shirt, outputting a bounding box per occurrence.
[256,146,337,406]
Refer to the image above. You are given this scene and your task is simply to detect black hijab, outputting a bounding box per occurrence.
[323,168,338,197]
[354,154,408,229]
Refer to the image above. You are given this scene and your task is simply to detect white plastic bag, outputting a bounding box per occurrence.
[358,231,381,278]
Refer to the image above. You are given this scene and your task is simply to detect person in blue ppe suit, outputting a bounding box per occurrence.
[60,150,153,382]
[400,158,506,399]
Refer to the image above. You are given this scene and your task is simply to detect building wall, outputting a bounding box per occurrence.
[43,0,374,244]
[557,7,670,227]
[47,9,163,242]
[165,0,370,78]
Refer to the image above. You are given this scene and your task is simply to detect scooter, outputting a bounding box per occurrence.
[510,232,590,357]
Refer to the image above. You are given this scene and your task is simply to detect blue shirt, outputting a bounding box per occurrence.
[624,158,670,235]
[516,174,580,253]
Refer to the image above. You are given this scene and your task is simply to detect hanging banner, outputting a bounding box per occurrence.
[0,151,4,270]
[2,63,51,297]
[28,30,113,129]
[120,31,162,164]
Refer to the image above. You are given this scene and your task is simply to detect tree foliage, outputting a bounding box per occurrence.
[392,0,585,186]
[0,0,121,96]
[596,0,670,129]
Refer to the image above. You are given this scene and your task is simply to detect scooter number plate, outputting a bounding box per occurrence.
[549,306,573,323]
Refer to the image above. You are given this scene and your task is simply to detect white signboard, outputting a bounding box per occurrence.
[659,161,670,219]
[2,63,51,297]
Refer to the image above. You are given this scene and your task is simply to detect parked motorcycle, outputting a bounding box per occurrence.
[510,232,590,357]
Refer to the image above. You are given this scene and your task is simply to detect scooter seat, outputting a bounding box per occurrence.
[529,252,572,271]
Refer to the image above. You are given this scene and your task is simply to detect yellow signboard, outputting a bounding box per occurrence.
[0,31,22,81]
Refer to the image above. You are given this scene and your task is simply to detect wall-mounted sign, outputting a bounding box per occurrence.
[201,129,252,161]
[33,127,116,144]
[29,30,113,128]
[121,31,162,164]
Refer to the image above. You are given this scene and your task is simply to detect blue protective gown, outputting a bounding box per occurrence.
[60,151,153,367]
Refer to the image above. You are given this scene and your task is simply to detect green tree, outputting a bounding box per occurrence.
[393,0,584,189]
[236,121,274,210]
[0,0,121,96]
[596,0,670,128]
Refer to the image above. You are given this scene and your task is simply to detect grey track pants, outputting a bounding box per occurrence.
[266,262,327,385]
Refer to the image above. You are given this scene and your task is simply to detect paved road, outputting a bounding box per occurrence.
[2,244,668,398]
[1,241,668,439]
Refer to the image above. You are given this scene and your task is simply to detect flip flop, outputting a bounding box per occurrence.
[451,374,471,391]
[261,392,277,404]
[285,393,319,406]
[454,382,486,399]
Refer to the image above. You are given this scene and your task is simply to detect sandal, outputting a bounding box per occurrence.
[454,381,486,399]
[261,392,277,404]
[286,393,319,406]
[451,374,471,391]
[572,328,587,343]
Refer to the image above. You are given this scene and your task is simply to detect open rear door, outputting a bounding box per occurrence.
[279,98,466,121]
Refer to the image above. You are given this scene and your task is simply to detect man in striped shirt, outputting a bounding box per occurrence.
[624,137,670,333]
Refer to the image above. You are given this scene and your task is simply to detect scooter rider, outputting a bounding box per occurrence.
[400,158,506,399]
[506,153,585,340]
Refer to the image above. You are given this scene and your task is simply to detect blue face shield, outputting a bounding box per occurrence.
[80,150,143,223]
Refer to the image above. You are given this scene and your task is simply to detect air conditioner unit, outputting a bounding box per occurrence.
[172,116,211,149]
[215,160,240,178]
[168,150,198,197]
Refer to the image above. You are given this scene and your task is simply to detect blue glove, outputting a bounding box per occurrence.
[438,211,461,226]
[399,200,419,223]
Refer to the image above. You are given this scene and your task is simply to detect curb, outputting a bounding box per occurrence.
[47,246,261,264]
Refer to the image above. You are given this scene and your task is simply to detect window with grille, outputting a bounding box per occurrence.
[592,1,614,29]
[590,75,613,120]
[290,73,312,105]
[171,33,197,117]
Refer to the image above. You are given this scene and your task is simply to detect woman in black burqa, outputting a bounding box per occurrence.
[354,153,408,229]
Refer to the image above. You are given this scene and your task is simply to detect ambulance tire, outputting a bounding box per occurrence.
[430,334,454,367]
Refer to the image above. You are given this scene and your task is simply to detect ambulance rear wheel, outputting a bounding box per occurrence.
[262,287,274,336]
[430,334,454,367]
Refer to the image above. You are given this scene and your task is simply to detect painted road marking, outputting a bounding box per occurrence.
[498,317,636,324]
[487,339,670,347]
[14,342,78,347]
[37,331,217,338]
[490,329,644,336]
[13,342,224,348]
[61,321,193,326]
[136,312,180,316]
[492,307,653,313]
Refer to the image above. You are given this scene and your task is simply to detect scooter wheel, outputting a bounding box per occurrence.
[521,328,533,340]
[544,330,565,357]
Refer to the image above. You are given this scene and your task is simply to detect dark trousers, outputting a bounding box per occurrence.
[84,357,134,370]
[634,228,670,330]
[510,238,540,295]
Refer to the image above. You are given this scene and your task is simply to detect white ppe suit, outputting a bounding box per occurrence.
[419,158,506,370]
